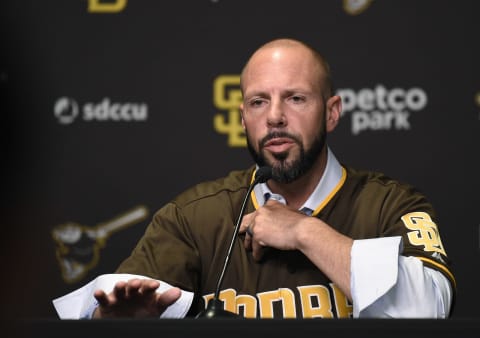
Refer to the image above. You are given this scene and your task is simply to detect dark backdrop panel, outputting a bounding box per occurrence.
[1,0,479,319]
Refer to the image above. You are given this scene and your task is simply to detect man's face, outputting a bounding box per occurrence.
[240,47,327,183]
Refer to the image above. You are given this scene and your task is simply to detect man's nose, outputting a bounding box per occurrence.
[267,100,287,127]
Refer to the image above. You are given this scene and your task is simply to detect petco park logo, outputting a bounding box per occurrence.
[336,84,428,135]
[54,97,148,125]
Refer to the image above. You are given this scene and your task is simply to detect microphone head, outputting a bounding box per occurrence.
[255,166,272,184]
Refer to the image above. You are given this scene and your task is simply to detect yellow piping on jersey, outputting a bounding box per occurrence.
[250,167,347,213]
[417,256,456,289]
[250,169,260,209]
[311,167,347,216]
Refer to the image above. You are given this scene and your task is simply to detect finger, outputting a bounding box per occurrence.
[265,198,285,207]
[93,289,110,307]
[239,213,255,233]
[251,241,267,262]
[113,281,127,300]
[244,231,252,250]
[155,287,182,311]
[246,223,255,237]
[139,280,160,294]
[125,279,142,298]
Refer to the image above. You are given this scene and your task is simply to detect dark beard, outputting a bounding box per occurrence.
[246,126,326,184]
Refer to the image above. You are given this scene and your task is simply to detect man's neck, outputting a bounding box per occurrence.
[267,148,328,210]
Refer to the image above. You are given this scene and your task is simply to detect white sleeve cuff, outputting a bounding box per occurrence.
[350,236,403,317]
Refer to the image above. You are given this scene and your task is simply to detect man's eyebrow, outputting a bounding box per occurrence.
[243,90,268,98]
[245,87,311,97]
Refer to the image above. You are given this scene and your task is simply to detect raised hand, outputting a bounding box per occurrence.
[92,278,181,318]
[240,199,309,261]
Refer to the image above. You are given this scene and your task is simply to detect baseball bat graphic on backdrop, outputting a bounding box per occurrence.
[52,205,148,284]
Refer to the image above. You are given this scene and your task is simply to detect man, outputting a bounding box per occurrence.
[54,38,455,319]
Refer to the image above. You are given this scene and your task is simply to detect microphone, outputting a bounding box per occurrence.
[195,166,272,318]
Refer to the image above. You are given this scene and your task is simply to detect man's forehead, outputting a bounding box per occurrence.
[241,40,329,95]
[243,53,323,89]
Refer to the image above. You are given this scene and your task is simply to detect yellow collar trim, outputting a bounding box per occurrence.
[311,167,346,216]
[250,167,347,215]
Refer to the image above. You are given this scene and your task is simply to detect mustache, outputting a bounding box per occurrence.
[259,131,301,148]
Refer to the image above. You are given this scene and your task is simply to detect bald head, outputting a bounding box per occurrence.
[240,39,333,100]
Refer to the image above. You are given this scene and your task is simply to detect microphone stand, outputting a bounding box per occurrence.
[195,167,272,319]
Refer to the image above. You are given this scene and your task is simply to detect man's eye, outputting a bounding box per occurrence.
[291,96,305,103]
[250,99,265,107]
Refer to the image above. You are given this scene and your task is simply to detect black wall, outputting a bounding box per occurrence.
[1,0,479,319]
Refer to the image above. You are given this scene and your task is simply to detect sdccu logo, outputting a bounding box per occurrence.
[54,97,148,125]
[336,85,428,135]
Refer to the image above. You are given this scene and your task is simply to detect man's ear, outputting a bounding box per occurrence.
[326,95,342,132]
[240,103,246,129]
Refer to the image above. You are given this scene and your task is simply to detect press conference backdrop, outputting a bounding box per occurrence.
[1,0,479,319]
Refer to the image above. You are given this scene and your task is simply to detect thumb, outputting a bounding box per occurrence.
[156,287,182,309]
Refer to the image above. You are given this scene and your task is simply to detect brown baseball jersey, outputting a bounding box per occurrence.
[116,165,455,318]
